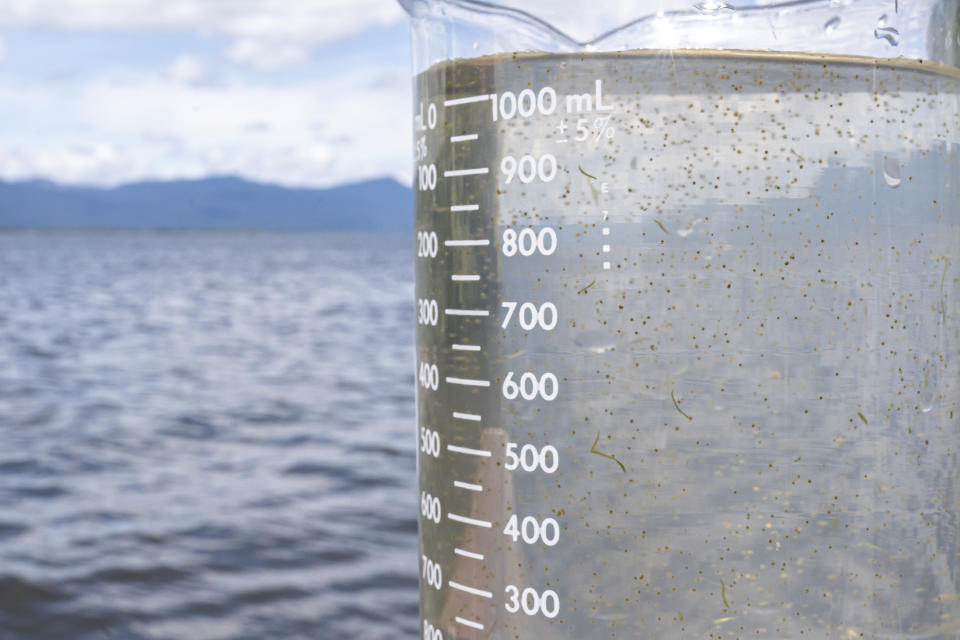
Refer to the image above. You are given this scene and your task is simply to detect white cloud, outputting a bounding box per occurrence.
[0,36,5,65]
[0,63,412,188]
[0,0,404,35]
[0,0,404,69]
[0,0,413,186]
[163,54,207,85]
[226,39,310,71]
[7,143,121,181]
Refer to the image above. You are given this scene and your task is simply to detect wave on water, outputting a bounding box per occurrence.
[0,230,418,640]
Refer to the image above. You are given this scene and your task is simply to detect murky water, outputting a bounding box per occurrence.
[415,51,960,638]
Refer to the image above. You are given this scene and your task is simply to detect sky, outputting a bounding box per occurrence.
[0,0,411,188]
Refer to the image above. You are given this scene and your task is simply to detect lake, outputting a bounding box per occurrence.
[0,230,418,639]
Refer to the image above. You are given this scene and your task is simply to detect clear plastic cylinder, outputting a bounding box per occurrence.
[402,2,960,638]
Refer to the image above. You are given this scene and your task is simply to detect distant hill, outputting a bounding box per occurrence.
[0,176,413,231]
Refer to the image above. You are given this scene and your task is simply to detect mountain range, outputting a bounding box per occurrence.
[0,177,414,231]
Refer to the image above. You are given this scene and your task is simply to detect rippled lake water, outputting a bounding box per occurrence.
[0,231,418,639]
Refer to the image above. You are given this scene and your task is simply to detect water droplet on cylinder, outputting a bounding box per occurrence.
[883,158,901,188]
[824,17,841,33]
[574,329,619,354]
[874,26,900,46]
[693,0,733,14]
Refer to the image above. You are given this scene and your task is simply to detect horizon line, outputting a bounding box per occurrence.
[0,174,412,191]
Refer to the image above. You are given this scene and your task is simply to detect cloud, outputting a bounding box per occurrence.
[0,0,413,186]
[226,39,310,71]
[162,54,206,85]
[0,62,412,188]
[0,36,5,64]
[2,143,121,181]
[0,1,404,68]
[0,0,404,35]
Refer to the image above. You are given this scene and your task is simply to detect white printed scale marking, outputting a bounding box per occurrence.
[447,444,491,457]
[417,81,615,635]
[429,90,498,639]
[455,616,484,631]
[454,548,484,560]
